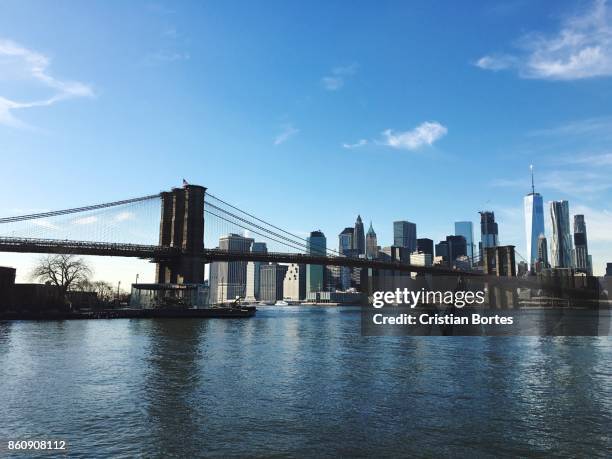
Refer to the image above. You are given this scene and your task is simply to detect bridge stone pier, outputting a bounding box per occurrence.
[156,185,206,284]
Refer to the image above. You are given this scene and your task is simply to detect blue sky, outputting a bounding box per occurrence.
[1,0,611,284]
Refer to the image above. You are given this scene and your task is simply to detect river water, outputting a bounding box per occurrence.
[1,306,610,458]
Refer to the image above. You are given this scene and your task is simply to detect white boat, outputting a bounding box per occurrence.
[274,300,289,306]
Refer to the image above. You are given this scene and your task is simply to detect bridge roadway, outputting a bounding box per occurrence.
[0,237,481,276]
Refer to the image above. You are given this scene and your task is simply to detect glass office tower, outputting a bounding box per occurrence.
[306,230,326,293]
[454,221,474,263]
[393,221,417,252]
[524,167,545,271]
[550,200,574,268]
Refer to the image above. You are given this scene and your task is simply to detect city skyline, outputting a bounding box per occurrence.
[1,0,611,285]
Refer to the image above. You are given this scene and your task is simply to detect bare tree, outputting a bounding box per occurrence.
[31,254,92,297]
[92,280,114,302]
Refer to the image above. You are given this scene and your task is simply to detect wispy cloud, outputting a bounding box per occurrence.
[491,168,612,198]
[476,0,612,80]
[380,121,448,151]
[342,139,368,149]
[529,116,612,138]
[143,50,190,65]
[321,63,358,91]
[114,211,135,222]
[74,216,98,225]
[274,124,299,145]
[0,38,93,128]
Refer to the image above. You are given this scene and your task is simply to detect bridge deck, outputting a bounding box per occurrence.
[0,237,481,276]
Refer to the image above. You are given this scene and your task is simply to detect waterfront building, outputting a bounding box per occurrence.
[550,201,574,268]
[353,215,365,255]
[260,264,289,303]
[366,222,378,259]
[307,230,326,293]
[524,166,545,271]
[479,211,499,252]
[416,238,434,256]
[573,214,590,274]
[209,233,254,303]
[606,263,612,277]
[393,221,417,252]
[454,222,475,263]
[245,242,268,301]
[283,264,306,301]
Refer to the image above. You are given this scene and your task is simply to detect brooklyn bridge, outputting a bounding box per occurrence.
[0,184,481,280]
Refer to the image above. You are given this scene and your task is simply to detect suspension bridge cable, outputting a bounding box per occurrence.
[205,201,333,255]
[0,194,161,224]
[204,208,315,253]
[206,192,342,256]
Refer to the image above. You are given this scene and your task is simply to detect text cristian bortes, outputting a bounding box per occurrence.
[372,288,485,308]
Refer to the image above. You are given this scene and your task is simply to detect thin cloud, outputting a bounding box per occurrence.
[74,216,98,225]
[321,63,358,91]
[476,0,612,80]
[274,124,299,145]
[342,139,368,149]
[0,38,94,128]
[380,121,448,151]
[114,211,135,222]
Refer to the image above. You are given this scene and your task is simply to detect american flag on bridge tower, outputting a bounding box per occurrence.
[182,179,189,187]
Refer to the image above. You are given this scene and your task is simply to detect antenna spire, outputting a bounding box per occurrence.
[530,164,535,194]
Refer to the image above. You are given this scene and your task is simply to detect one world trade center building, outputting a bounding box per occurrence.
[524,166,545,271]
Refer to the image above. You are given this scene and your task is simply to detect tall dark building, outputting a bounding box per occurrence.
[479,211,499,251]
[446,235,467,264]
[537,234,549,268]
[353,215,365,255]
[416,238,434,256]
[573,214,590,274]
[307,230,326,293]
[435,241,449,265]
[393,221,417,252]
[606,263,612,277]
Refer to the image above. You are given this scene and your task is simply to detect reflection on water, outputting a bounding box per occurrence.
[0,306,610,458]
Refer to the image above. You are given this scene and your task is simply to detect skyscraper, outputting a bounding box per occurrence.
[524,165,545,271]
[366,222,378,259]
[259,263,289,303]
[454,221,474,262]
[446,235,467,264]
[550,200,574,268]
[537,234,549,268]
[353,216,365,255]
[307,230,326,293]
[283,264,306,301]
[210,233,254,303]
[416,238,434,256]
[573,214,590,274]
[479,211,499,252]
[245,242,267,301]
[435,240,449,265]
[338,227,354,255]
[393,221,417,252]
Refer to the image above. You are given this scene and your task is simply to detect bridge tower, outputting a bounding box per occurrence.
[156,184,206,284]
